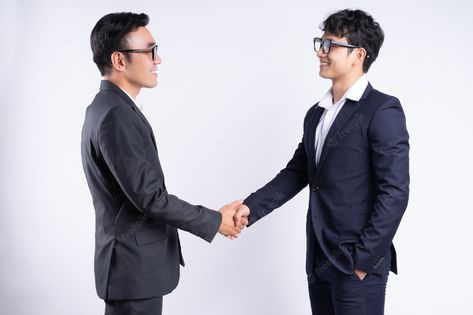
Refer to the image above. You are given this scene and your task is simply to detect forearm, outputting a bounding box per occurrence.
[147,192,222,242]
[245,169,307,226]
[352,195,408,272]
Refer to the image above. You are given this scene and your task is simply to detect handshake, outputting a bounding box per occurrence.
[218,200,250,239]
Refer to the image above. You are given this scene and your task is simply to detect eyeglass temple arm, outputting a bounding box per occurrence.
[331,41,358,48]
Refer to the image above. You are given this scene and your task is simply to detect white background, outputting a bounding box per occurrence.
[1,0,472,314]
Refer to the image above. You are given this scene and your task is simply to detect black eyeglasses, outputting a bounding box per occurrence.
[313,37,358,54]
[118,44,159,61]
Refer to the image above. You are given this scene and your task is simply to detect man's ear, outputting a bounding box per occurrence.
[110,51,127,72]
[353,47,367,68]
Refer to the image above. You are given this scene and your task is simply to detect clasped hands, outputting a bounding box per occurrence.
[218,200,250,239]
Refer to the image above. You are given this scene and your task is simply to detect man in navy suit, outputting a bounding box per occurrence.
[235,9,409,315]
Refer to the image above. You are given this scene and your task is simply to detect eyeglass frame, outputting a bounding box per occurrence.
[313,37,358,54]
[117,44,159,61]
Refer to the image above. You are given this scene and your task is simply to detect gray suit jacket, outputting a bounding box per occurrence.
[81,80,221,300]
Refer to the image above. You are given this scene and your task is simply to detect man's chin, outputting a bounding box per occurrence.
[318,71,331,79]
[144,80,158,88]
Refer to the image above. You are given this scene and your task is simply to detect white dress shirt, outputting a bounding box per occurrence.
[119,87,144,112]
[314,75,368,165]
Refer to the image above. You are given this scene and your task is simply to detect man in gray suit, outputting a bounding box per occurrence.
[81,12,246,315]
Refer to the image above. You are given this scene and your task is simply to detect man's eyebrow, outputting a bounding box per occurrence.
[147,42,157,47]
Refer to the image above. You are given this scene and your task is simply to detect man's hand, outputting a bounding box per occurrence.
[354,269,367,281]
[234,204,250,230]
[218,200,243,238]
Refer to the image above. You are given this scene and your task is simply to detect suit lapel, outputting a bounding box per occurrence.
[307,105,325,174]
[130,106,158,149]
[100,80,158,149]
[315,84,373,177]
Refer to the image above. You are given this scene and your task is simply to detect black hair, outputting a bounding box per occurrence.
[90,12,149,76]
[321,9,384,72]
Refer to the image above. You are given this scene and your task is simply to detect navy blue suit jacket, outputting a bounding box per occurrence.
[244,83,409,277]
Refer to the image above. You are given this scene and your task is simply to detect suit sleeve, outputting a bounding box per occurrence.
[98,105,221,243]
[353,98,410,273]
[244,109,312,226]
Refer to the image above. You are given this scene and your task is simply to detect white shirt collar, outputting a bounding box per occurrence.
[318,75,369,110]
[119,87,144,111]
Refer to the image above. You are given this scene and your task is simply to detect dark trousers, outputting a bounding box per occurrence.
[308,264,388,315]
[104,296,163,315]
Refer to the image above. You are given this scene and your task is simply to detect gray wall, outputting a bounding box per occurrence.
[1,0,472,314]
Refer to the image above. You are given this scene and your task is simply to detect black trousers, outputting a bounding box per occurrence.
[104,296,163,315]
[308,264,388,315]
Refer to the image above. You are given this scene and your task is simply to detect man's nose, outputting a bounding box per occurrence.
[316,48,326,58]
[154,54,162,64]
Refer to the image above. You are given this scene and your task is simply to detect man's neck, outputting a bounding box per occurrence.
[331,71,364,104]
[104,75,140,100]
